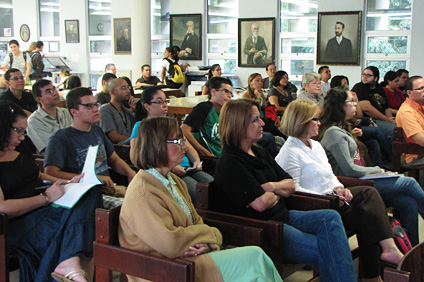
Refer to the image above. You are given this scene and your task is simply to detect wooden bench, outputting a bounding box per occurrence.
[94,206,271,281]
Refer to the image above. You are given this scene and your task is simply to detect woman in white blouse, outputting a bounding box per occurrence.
[275,100,403,282]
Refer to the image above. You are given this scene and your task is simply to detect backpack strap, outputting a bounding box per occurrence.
[9,53,13,67]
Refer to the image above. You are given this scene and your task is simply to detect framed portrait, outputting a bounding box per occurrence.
[317,11,362,65]
[20,24,30,42]
[65,20,79,43]
[170,14,202,60]
[238,18,275,68]
[114,18,131,54]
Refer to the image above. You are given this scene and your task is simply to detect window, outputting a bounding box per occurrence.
[88,0,112,89]
[207,0,238,75]
[280,0,317,84]
[39,0,60,37]
[364,0,412,77]
[0,0,13,37]
[151,0,170,74]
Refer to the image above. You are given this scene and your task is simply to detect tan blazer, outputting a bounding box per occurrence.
[119,169,223,282]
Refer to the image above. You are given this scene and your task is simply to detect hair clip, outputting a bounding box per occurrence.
[9,106,14,113]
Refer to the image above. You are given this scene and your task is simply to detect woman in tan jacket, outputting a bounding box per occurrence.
[119,116,282,282]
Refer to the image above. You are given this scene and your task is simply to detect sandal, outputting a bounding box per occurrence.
[51,269,87,282]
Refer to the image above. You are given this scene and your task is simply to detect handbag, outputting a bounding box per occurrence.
[263,105,277,121]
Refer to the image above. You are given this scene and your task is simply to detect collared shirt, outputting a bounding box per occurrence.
[146,168,194,224]
[0,89,37,112]
[296,89,324,109]
[27,105,73,153]
[396,98,424,163]
[336,36,343,45]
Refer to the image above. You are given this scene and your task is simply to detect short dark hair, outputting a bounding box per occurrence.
[0,100,26,151]
[365,66,380,83]
[35,41,44,48]
[405,76,423,91]
[4,68,21,81]
[141,64,150,72]
[105,63,115,71]
[330,75,349,88]
[265,63,275,71]
[66,87,93,116]
[208,77,232,100]
[396,69,409,77]
[8,39,19,46]
[66,75,82,89]
[318,66,329,74]
[336,21,345,29]
[32,79,52,99]
[272,71,288,87]
[102,72,117,82]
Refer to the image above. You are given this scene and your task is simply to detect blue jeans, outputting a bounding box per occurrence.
[360,125,392,166]
[373,176,424,246]
[374,119,396,142]
[283,210,356,282]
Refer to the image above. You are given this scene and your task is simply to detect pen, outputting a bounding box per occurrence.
[332,191,350,206]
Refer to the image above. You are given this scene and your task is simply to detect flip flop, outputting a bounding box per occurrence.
[51,269,87,282]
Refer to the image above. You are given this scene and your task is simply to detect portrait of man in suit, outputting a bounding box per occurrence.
[324,21,352,62]
[179,20,199,58]
[243,22,268,65]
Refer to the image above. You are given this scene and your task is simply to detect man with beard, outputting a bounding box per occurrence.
[179,21,199,58]
[324,22,352,62]
[244,23,268,65]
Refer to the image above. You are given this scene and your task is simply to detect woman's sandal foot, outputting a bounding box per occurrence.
[51,269,87,282]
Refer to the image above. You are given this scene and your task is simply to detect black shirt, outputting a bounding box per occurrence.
[351,82,389,116]
[135,76,161,86]
[0,89,37,112]
[214,145,291,222]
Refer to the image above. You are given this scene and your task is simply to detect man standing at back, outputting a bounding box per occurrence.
[0,68,37,114]
[318,66,331,96]
[99,78,135,144]
[2,40,31,80]
[27,79,72,154]
[30,41,45,81]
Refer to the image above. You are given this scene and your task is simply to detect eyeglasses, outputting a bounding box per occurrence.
[345,99,355,104]
[361,73,374,78]
[116,85,130,90]
[79,102,101,110]
[311,117,319,121]
[12,127,27,136]
[150,99,170,105]
[217,88,232,95]
[166,138,186,145]
[44,86,58,95]
[10,76,24,81]
[413,86,424,91]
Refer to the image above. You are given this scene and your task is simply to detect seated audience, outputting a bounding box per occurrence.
[135,64,162,88]
[95,72,117,105]
[56,67,72,90]
[0,70,8,95]
[201,64,221,96]
[268,70,295,114]
[382,71,405,113]
[0,68,37,114]
[317,87,424,246]
[0,100,103,282]
[96,63,117,92]
[276,99,404,281]
[99,78,136,144]
[44,87,136,209]
[296,71,324,113]
[60,75,82,101]
[318,66,331,96]
[120,116,283,282]
[351,66,396,141]
[182,77,278,157]
[130,87,213,203]
[27,79,72,154]
[396,75,424,166]
[263,63,276,89]
[396,69,409,94]
[214,99,357,282]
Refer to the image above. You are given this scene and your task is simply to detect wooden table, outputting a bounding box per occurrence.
[168,106,193,125]
[134,88,182,99]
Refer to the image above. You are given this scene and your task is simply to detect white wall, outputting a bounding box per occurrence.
[12,0,39,51]
[409,1,424,76]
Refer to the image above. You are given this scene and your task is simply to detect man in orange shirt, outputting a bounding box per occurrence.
[396,75,424,165]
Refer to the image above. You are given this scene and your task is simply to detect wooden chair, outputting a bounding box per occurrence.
[94,206,272,281]
[113,144,131,165]
[392,127,424,182]
[384,241,424,282]
[0,213,10,282]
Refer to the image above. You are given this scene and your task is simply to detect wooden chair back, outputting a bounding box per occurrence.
[0,213,9,282]
[398,242,424,282]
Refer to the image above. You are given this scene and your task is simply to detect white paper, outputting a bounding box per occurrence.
[80,145,102,185]
[52,183,96,209]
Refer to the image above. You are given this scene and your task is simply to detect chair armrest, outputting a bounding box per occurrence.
[383,268,410,282]
[285,192,339,211]
[94,242,194,282]
[203,218,263,247]
[199,156,218,175]
[337,176,373,187]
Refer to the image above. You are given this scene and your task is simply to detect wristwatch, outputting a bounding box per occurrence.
[40,192,49,206]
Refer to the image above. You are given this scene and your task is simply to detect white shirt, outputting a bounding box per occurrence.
[275,136,343,194]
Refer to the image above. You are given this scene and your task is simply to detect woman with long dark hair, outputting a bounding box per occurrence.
[267,70,295,114]
[201,64,222,96]
[382,71,405,112]
[318,87,424,246]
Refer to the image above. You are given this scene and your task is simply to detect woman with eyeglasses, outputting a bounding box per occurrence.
[0,100,103,282]
[121,116,283,282]
[201,64,222,96]
[276,99,404,282]
[131,87,213,204]
[317,87,424,247]
[296,72,324,113]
